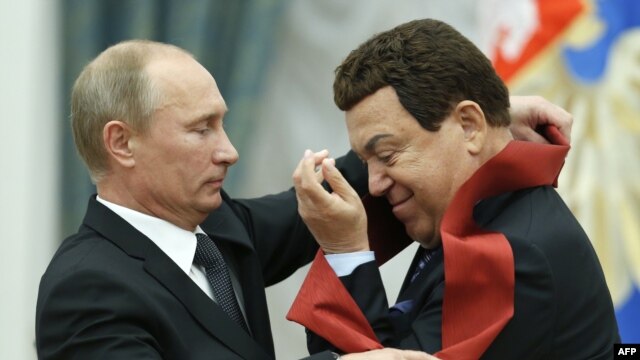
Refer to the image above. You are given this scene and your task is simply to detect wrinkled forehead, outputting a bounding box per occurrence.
[345,86,415,151]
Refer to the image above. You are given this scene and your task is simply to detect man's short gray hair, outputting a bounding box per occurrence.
[71,39,191,182]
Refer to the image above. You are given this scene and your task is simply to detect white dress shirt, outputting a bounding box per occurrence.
[96,196,247,320]
[325,251,376,277]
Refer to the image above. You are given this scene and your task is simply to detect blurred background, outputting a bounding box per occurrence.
[1,0,638,358]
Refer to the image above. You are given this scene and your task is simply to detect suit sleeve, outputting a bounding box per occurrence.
[228,151,368,286]
[305,261,444,355]
[36,269,162,360]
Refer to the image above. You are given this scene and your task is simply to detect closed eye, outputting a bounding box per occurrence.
[377,152,395,164]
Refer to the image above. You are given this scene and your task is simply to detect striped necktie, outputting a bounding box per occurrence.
[410,247,440,283]
[390,246,442,316]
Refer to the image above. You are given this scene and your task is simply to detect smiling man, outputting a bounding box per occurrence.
[36,38,580,360]
[289,19,619,359]
[344,86,512,251]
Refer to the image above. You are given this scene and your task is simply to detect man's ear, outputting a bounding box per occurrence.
[455,100,487,155]
[103,120,136,169]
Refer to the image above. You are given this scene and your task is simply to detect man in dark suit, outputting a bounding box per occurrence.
[288,19,620,359]
[35,39,440,360]
[36,39,573,359]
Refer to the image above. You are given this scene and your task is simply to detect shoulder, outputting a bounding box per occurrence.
[36,227,161,339]
[476,186,618,357]
[475,186,589,250]
[36,230,163,359]
[474,185,599,282]
[42,225,139,282]
[37,226,154,318]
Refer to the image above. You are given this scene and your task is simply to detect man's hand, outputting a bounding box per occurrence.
[292,150,369,254]
[341,348,440,360]
[509,95,573,144]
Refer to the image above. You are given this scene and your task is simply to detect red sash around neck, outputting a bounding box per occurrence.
[287,127,569,359]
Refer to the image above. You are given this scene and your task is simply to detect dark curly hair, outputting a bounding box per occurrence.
[334,18,510,131]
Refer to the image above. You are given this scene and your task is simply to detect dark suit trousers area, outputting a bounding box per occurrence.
[36,152,367,360]
[308,186,620,360]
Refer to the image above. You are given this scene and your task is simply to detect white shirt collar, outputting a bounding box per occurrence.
[96,195,203,275]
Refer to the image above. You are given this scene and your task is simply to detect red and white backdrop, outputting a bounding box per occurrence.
[479,0,639,342]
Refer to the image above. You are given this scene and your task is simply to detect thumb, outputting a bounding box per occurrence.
[322,158,359,200]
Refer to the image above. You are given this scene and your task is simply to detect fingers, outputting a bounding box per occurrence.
[312,149,330,163]
[294,149,359,208]
[342,349,440,360]
[538,98,573,143]
[321,158,359,202]
[400,349,440,359]
[292,149,331,206]
[308,149,330,183]
[517,127,550,144]
[527,95,573,138]
[509,95,573,144]
[292,149,369,253]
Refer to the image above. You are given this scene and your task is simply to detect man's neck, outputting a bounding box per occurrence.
[479,127,514,164]
[96,179,201,232]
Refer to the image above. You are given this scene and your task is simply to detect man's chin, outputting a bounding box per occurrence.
[198,194,223,213]
[405,223,439,248]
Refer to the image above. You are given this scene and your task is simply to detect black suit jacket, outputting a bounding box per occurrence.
[36,153,366,359]
[310,186,620,359]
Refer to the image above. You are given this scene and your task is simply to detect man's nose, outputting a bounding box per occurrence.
[214,130,239,166]
[368,163,392,197]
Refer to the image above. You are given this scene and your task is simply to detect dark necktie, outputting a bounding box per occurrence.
[410,247,440,283]
[193,233,249,332]
[390,247,442,316]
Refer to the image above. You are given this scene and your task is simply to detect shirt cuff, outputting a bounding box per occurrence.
[325,251,375,277]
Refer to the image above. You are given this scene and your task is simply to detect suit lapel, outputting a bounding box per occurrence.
[201,198,275,355]
[83,196,272,360]
[143,253,271,360]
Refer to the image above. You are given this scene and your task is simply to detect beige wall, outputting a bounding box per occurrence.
[0,0,60,358]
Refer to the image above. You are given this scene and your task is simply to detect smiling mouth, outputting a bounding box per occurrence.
[391,198,414,224]
[390,195,412,212]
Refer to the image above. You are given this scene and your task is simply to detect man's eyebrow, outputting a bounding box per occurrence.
[364,134,393,153]
[190,109,227,125]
